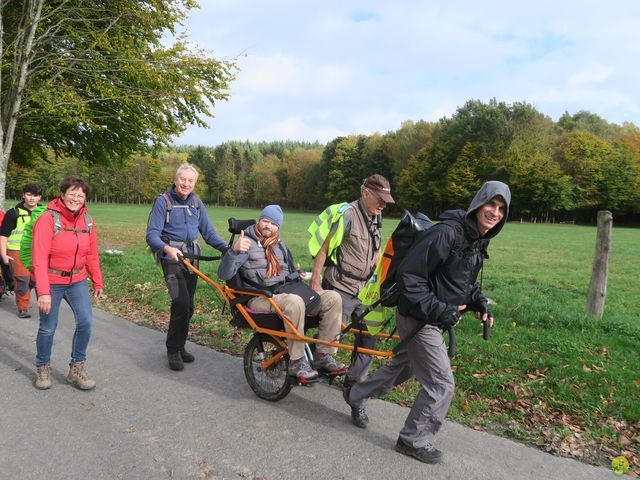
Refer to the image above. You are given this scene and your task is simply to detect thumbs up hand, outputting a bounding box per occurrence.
[233,229,252,253]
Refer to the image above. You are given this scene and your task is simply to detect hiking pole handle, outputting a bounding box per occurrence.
[180,252,221,261]
[482,319,490,340]
[447,326,456,357]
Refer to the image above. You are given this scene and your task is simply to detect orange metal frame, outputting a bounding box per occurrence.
[182,259,397,370]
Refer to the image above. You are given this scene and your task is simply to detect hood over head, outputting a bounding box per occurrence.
[465,181,511,239]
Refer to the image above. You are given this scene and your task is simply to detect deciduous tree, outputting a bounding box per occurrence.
[0,0,236,209]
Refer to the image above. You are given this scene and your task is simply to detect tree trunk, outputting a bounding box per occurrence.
[0,0,44,210]
[586,210,613,318]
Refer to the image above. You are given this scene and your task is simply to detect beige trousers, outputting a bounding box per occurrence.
[247,290,342,360]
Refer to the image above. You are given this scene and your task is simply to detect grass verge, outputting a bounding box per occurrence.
[92,203,639,475]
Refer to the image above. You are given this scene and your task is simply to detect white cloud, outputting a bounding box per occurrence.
[313,64,354,93]
[238,54,301,93]
[173,0,640,145]
[262,116,306,140]
[568,65,613,88]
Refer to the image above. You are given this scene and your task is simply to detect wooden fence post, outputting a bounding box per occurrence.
[586,210,613,317]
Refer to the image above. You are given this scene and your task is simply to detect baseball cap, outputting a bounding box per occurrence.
[362,174,395,204]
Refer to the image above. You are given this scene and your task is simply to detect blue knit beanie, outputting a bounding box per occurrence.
[259,205,284,228]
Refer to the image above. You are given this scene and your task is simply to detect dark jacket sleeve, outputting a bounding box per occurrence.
[0,208,18,237]
[397,225,457,324]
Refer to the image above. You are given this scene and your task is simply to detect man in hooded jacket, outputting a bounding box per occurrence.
[343,181,511,464]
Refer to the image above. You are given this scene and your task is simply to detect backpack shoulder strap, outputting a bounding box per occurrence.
[49,210,63,235]
[83,212,93,233]
[161,193,173,224]
[49,209,92,235]
[192,195,202,219]
[438,219,465,256]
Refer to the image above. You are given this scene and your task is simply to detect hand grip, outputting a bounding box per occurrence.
[482,319,491,340]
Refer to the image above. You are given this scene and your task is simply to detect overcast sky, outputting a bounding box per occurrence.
[173,0,640,146]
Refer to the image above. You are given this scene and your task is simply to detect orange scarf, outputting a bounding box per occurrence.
[253,224,281,278]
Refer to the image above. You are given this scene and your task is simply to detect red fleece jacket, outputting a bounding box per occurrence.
[32,198,103,295]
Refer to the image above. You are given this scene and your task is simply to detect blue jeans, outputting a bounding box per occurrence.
[36,280,93,366]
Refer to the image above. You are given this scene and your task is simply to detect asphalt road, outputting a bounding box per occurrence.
[0,296,621,479]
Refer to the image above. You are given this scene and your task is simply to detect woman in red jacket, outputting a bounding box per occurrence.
[32,177,103,391]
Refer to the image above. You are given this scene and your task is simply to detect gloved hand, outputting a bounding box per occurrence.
[467,300,493,340]
[466,299,491,318]
[437,307,461,329]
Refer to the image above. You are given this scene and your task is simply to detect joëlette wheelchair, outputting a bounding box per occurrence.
[180,218,398,402]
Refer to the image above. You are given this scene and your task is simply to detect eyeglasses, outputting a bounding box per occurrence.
[65,192,86,200]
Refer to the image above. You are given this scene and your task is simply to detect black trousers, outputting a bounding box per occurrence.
[162,261,198,353]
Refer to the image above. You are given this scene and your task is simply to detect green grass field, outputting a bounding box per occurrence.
[90,202,639,471]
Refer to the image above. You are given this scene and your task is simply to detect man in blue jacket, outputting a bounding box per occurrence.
[343,181,511,464]
[146,164,228,371]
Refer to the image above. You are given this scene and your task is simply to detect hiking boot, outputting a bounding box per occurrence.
[180,348,194,363]
[66,361,96,390]
[313,353,346,372]
[343,386,369,428]
[395,437,443,464]
[167,351,184,371]
[34,364,52,390]
[287,357,318,381]
[17,310,31,319]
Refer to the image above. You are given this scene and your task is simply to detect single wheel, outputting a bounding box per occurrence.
[243,333,292,401]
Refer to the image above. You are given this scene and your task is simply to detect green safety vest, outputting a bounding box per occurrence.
[7,207,33,250]
[307,202,351,263]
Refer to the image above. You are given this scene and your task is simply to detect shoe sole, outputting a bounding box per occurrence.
[66,378,96,390]
[395,444,443,464]
[317,367,347,376]
[34,382,51,390]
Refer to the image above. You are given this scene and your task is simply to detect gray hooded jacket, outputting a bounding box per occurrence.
[217,225,293,288]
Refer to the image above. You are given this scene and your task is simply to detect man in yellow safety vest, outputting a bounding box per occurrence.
[308,174,395,403]
[0,184,43,318]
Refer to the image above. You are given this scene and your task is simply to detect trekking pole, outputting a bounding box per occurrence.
[482,319,490,340]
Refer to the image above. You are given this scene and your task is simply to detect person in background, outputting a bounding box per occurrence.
[0,183,43,318]
[309,174,394,384]
[146,163,228,371]
[32,177,103,391]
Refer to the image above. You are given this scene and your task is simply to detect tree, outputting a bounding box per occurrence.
[0,0,236,209]
[555,131,612,211]
[283,148,321,209]
[325,136,363,202]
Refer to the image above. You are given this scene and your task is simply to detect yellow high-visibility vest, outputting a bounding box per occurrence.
[7,207,32,250]
[307,202,351,264]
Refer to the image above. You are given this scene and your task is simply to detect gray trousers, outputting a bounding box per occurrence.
[330,288,377,383]
[349,312,455,449]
